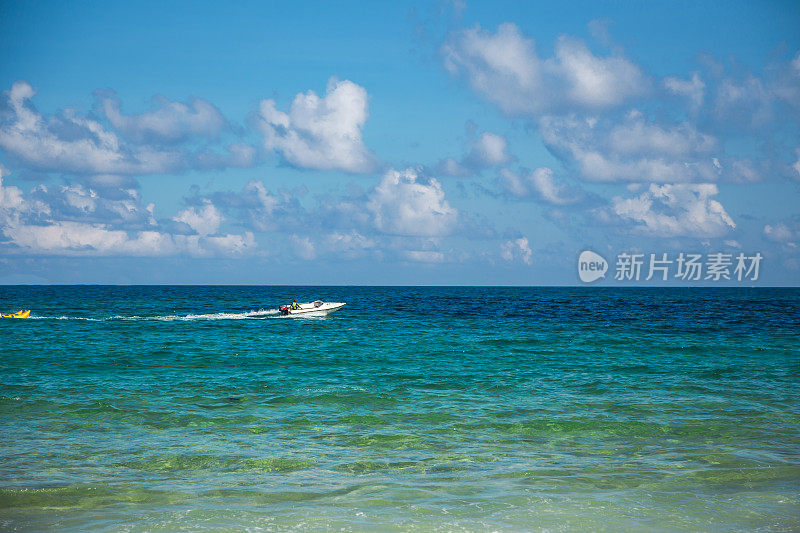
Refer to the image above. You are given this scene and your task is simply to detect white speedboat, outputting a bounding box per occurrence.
[279,300,346,316]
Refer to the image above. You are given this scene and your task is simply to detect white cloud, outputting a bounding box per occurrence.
[173,201,223,236]
[437,157,468,177]
[793,149,800,179]
[0,170,24,211]
[437,129,512,176]
[186,174,463,262]
[540,112,725,182]
[471,131,511,166]
[764,222,794,243]
[0,171,254,257]
[324,231,375,255]
[664,72,705,108]
[501,237,532,265]
[443,23,648,115]
[612,183,735,237]
[555,37,647,107]
[500,167,584,204]
[290,234,316,260]
[81,174,140,191]
[194,143,257,170]
[403,250,445,263]
[713,75,775,128]
[199,232,256,256]
[0,81,181,175]
[238,180,281,217]
[695,53,800,131]
[204,179,304,233]
[98,93,226,144]
[607,110,717,156]
[257,78,376,173]
[499,168,528,197]
[2,219,254,257]
[367,168,457,237]
[187,173,463,261]
[18,181,156,228]
[7,222,165,255]
[444,23,540,114]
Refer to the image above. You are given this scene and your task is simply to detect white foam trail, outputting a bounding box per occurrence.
[26,309,280,322]
[27,315,102,321]
[151,309,279,321]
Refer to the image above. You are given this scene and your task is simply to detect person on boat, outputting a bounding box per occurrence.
[290,300,300,310]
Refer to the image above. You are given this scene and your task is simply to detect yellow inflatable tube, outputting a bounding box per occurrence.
[1,310,30,319]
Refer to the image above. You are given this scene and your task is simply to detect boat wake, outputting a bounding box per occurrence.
[27,309,280,322]
[147,309,279,321]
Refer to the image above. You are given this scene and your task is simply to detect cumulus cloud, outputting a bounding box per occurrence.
[173,201,223,236]
[367,168,458,237]
[611,183,736,237]
[193,143,258,170]
[701,52,800,130]
[470,131,511,166]
[442,23,648,115]
[290,234,316,260]
[793,149,800,180]
[0,167,153,230]
[191,172,463,260]
[0,81,182,175]
[324,230,375,256]
[606,111,718,156]
[500,167,584,204]
[540,111,730,182]
[201,179,305,233]
[501,236,532,264]
[0,170,254,257]
[437,129,512,176]
[761,217,800,271]
[180,173,462,262]
[97,92,226,144]
[713,75,774,127]
[80,174,140,193]
[403,250,445,263]
[24,183,156,228]
[764,222,795,243]
[257,78,377,173]
[3,222,254,257]
[664,72,705,108]
[0,82,258,176]
[0,170,24,212]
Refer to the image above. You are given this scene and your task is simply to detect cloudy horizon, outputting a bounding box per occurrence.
[1,1,799,285]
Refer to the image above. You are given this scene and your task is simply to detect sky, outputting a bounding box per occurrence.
[0,0,799,285]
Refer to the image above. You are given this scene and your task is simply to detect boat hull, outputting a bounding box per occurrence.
[281,302,346,316]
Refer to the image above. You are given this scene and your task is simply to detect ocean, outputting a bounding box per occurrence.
[1,286,799,531]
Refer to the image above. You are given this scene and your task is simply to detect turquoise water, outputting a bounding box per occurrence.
[1,286,799,531]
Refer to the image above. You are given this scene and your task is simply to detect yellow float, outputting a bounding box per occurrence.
[1,310,30,319]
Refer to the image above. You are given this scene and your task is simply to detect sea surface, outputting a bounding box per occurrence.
[1,286,799,531]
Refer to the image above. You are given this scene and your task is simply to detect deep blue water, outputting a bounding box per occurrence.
[1,286,799,531]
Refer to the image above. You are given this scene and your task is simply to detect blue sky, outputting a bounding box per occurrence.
[1,0,799,285]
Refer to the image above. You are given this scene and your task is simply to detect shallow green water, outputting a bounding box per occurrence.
[1,286,799,531]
